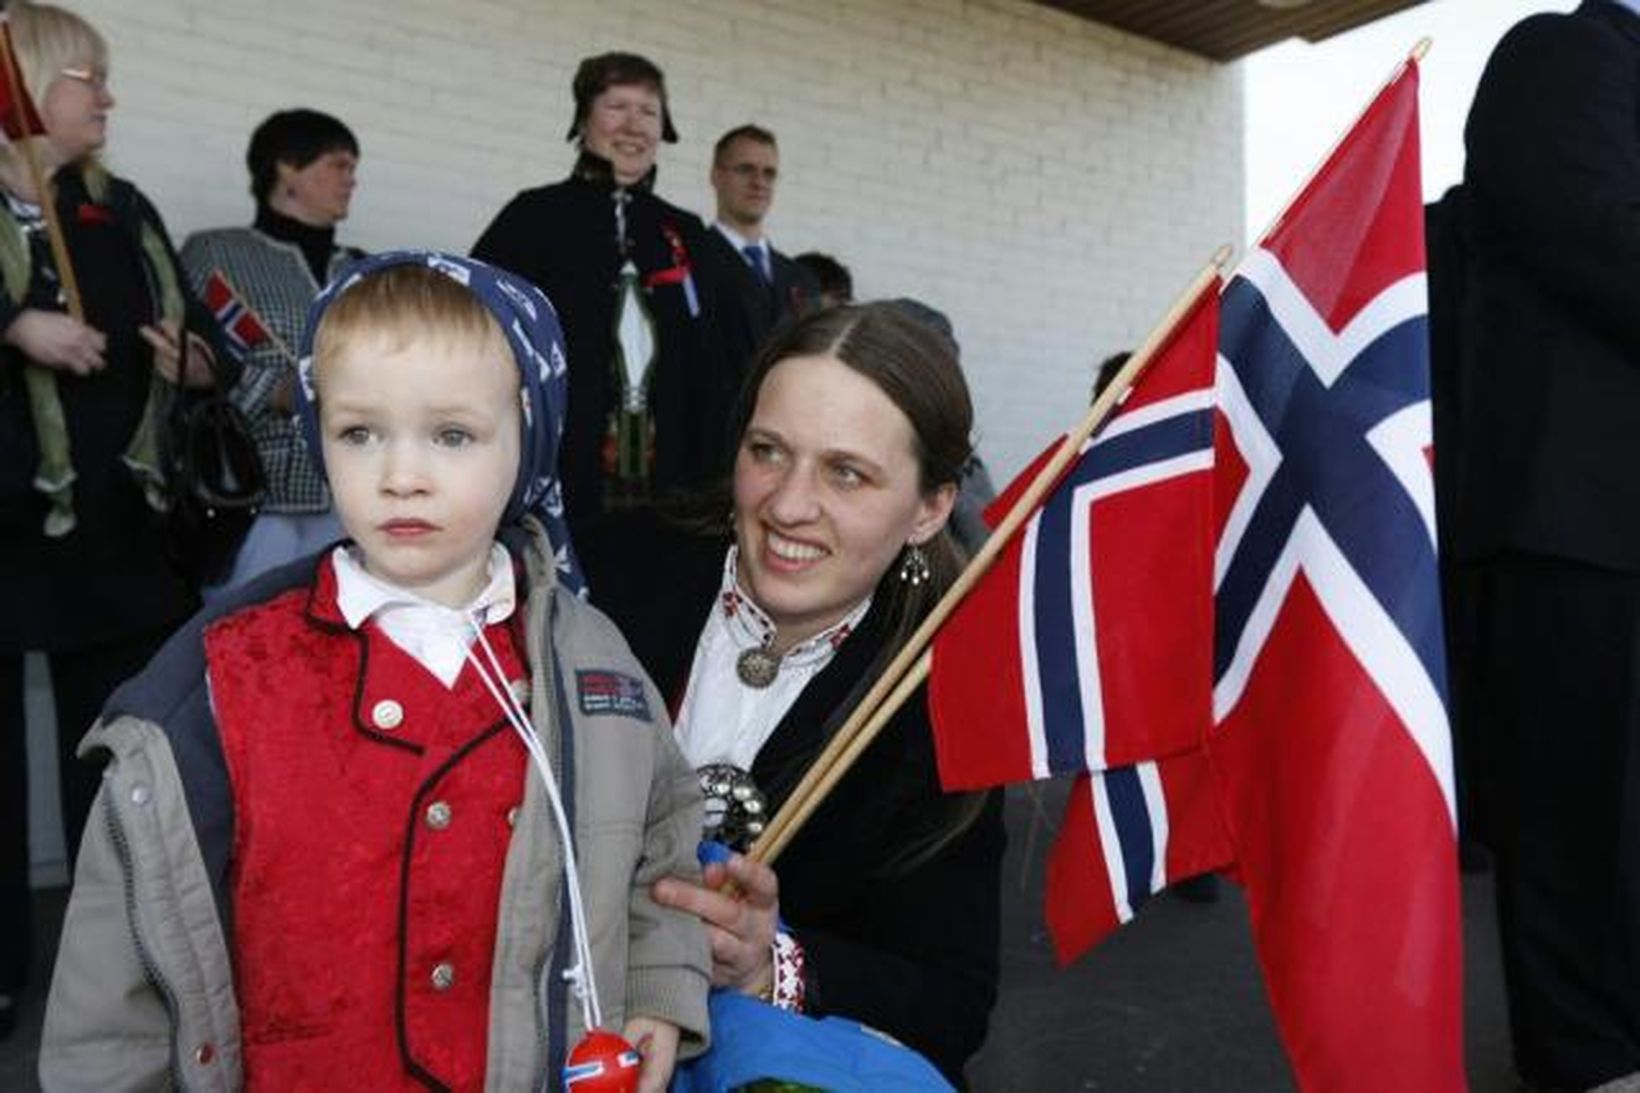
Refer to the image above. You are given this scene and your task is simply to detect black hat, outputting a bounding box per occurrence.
[565,52,679,144]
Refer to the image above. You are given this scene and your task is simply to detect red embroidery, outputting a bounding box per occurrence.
[75,202,112,226]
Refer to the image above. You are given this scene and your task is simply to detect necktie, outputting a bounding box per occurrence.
[742,243,770,285]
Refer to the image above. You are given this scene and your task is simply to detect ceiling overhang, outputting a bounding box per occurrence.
[1038,1,1428,61]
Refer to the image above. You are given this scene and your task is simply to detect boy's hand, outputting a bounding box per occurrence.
[622,1016,679,1093]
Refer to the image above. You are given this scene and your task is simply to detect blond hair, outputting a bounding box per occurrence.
[0,2,108,169]
[312,264,512,385]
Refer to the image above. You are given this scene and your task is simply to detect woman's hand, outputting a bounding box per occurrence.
[140,318,217,388]
[621,1017,680,1093]
[653,853,780,997]
[4,309,105,374]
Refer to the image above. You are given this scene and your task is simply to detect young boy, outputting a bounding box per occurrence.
[39,252,709,1091]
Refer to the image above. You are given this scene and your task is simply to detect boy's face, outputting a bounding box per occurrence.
[318,332,520,608]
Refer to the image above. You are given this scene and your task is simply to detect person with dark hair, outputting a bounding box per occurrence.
[1455,4,1640,1088]
[886,296,995,558]
[472,52,731,673]
[180,107,362,590]
[649,302,1005,1085]
[793,250,852,308]
[0,0,227,1041]
[698,124,818,381]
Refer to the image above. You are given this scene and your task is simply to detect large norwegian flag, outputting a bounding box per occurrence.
[928,288,1219,788]
[1209,61,1461,1090]
[929,59,1461,1091]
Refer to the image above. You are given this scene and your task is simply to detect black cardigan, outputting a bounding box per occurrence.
[662,577,1006,1084]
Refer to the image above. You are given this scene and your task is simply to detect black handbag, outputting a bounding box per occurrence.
[159,327,265,586]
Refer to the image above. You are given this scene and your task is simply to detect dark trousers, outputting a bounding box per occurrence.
[1472,554,1640,1087]
[0,629,170,993]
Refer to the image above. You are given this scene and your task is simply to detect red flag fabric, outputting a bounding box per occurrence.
[928,288,1219,789]
[1211,60,1461,1091]
[1044,754,1234,964]
[0,19,46,142]
[927,58,1462,1092]
[202,268,273,357]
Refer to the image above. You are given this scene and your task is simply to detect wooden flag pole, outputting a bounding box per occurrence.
[749,243,1233,866]
[0,24,82,321]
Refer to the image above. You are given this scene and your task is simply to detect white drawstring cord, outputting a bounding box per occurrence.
[465,621,604,1034]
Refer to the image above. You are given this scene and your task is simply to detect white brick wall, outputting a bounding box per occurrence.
[69,0,1243,481]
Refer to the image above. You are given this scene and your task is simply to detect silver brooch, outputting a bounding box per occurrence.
[697,763,768,850]
[736,645,781,688]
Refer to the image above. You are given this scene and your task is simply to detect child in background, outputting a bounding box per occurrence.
[39,252,709,1092]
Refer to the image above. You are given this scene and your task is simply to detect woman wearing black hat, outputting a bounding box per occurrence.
[473,52,731,677]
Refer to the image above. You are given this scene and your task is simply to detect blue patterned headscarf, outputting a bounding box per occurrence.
[293,250,586,595]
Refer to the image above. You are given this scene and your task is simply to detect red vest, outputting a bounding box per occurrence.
[207,561,530,1091]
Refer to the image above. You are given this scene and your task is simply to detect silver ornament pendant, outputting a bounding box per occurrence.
[697,763,768,850]
[736,646,781,688]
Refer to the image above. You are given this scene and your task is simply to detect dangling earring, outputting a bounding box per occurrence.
[898,542,931,586]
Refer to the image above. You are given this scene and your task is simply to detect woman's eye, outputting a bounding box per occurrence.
[747,440,783,465]
[830,463,864,488]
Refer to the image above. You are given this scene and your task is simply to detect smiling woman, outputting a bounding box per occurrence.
[649,303,1005,1085]
[472,52,737,675]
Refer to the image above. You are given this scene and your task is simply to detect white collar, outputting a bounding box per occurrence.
[713,221,768,253]
[332,543,516,687]
[718,544,867,666]
[672,547,870,770]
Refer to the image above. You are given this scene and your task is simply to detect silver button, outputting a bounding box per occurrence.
[130,784,150,806]
[505,805,520,829]
[371,699,404,731]
[430,962,455,991]
[425,801,451,830]
[509,678,530,706]
[194,1043,215,1065]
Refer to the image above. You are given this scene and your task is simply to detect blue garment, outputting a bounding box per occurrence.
[292,250,585,594]
[673,990,953,1092]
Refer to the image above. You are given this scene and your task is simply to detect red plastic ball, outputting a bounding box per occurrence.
[563,1029,641,1092]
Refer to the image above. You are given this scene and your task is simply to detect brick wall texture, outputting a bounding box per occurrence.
[70,0,1243,479]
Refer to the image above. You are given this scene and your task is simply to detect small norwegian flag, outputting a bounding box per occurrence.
[202,268,273,359]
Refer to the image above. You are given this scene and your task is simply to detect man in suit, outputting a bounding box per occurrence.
[702,125,818,380]
[1456,4,1640,1087]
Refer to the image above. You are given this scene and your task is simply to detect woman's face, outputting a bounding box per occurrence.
[733,353,955,651]
[40,61,113,162]
[580,82,662,185]
[275,149,358,227]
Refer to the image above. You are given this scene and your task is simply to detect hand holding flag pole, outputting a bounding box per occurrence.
[748,243,1233,867]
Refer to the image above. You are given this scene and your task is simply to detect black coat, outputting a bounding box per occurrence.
[1454,0,1640,570]
[695,226,819,382]
[0,168,219,651]
[659,575,1005,1084]
[471,156,737,616]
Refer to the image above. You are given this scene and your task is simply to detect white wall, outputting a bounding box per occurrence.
[71,0,1243,481]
